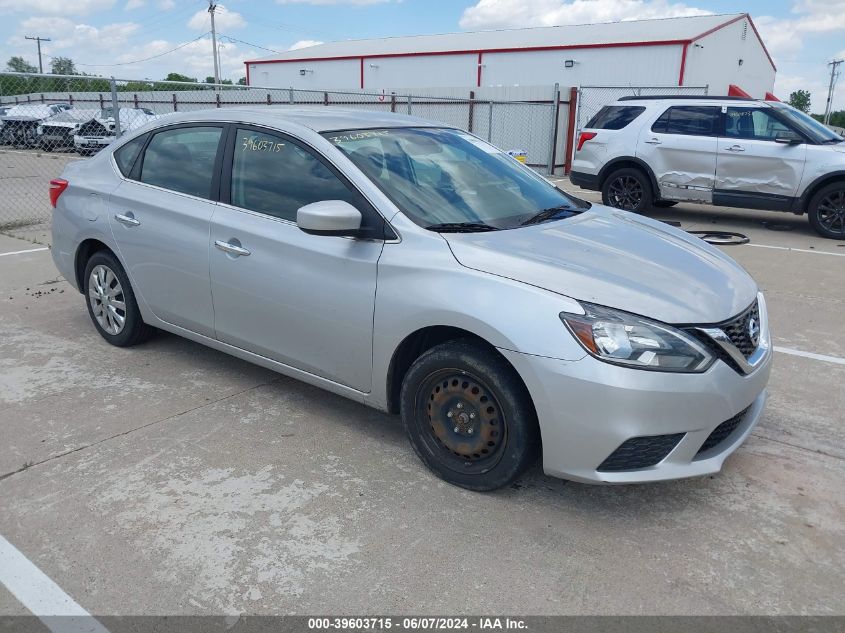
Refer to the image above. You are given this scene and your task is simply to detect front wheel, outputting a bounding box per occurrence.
[400,340,540,491]
[601,167,653,213]
[808,182,845,239]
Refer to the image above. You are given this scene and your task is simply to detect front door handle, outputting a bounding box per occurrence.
[726,145,746,152]
[644,138,662,145]
[214,240,251,257]
[114,213,140,227]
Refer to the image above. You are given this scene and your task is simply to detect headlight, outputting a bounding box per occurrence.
[36,126,43,135]
[560,303,713,372]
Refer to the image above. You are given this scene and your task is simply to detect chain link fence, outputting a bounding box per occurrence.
[0,72,567,230]
[575,85,709,136]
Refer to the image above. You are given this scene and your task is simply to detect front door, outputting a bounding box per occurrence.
[209,127,385,392]
[637,105,721,203]
[714,106,807,206]
[108,125,225,336]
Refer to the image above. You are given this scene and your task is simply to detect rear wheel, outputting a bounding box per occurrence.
[83,251,154,347]
[601,167,653,213]
[400,339,539,491]
[808,181,845,239]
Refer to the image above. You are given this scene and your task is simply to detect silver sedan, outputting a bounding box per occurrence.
[49,108,771,490]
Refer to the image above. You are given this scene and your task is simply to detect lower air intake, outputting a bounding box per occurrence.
[696,407,750,456]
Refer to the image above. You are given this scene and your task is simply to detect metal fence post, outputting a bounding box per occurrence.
[468,90,475,133]
[289,87,294,104]
[407,95,412,115]
[547,83,560,176]
[487,101,493,142]
[110,78,121,138]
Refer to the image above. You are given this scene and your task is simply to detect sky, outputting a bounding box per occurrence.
[1,0,843,114]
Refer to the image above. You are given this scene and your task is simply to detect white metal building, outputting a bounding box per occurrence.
[245,13,776,97]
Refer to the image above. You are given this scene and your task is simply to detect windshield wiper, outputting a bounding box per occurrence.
[426,222,501,233]
[520,205,580,226]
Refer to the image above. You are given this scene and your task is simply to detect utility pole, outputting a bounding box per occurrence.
[208,1,221,85]
[25,36,51,74]
[823,59,843,126]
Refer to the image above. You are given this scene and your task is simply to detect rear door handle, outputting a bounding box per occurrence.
[644,138,662,145]
[114,212,140,227]
[214,240,251,257]
[726,145,746,152]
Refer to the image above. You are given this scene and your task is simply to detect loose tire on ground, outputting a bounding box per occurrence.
[400,339,540,491]
[83,250,154,347]
[601,167,654,213]
[807,181,845,240]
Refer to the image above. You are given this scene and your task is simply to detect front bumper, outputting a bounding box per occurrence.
[74,135,114,150]
[499,345,772,484]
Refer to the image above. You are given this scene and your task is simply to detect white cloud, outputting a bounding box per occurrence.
[458,0,709,30]
[289,39,323,50]
[124,0,144,9]
[0,0,115,14]
[187,4,245,31]
[754,1,845,58]
[158,0,174,8]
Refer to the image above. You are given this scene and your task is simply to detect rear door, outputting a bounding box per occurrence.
[637,105,721,203]
[108,124,225,337]
[714,106,807,207]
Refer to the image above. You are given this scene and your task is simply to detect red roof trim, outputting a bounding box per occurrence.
[244,39,690,66]
[690,13,776,72]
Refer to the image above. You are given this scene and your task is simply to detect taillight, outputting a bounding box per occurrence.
[577,132,597,151]
[49,179,68,208]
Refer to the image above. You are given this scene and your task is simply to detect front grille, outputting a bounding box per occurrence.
[41,125,73,138]
[78,120,108,136]
[695,407,751,456]
[721,301,760,358]
[597,433,685,472]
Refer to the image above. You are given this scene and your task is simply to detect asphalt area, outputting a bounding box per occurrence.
[0,173,843,621]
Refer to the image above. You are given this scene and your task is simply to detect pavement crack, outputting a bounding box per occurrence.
[0,377,281,483]
[751,431,844,461]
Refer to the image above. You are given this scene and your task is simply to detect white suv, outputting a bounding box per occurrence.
[570,96,845,239]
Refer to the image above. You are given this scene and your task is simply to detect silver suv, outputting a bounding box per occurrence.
[50,108,771,490]
[570,96,845,239]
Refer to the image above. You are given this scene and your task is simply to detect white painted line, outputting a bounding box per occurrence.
[747,243,845,257]
[0,247,49,257]
[775,346,845,366]
[0,535,110,633]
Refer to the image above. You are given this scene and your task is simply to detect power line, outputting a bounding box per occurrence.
[56,32,211,68]
[24,36,51,74]
[219,35,282,54]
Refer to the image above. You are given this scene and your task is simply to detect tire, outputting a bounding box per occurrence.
[653,200,678,208]
[400,339,540,491]
[601,167,653,213]
[83,251,154,347]
[807,181,845,240]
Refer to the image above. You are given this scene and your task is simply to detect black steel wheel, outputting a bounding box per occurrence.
[808,182,845,239]
[601,167,653,213]
[400,339,539,491]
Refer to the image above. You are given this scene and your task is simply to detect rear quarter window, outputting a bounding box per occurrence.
[114,134,146,177]
[585,106,646,130]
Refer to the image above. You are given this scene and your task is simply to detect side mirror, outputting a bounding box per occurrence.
[296,200,362,237]
[775,133,802,145]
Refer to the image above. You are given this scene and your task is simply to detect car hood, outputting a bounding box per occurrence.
[442,206,758,324]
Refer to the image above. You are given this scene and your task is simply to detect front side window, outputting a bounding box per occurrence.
[325,127,589,231]
[230,128,364,222]
[726,107,797,141]
[652,106,721,136]
[586,106,646,130]
[139,126,222,198]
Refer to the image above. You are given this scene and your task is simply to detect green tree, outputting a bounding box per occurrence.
[6,56,37,73]
[165,72,197,83]
[788,89,811,113]
[237,76,247,85]
[50,57,77,76]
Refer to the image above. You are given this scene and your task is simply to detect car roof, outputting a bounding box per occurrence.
[617,95,772,106]
[151,107,440,133]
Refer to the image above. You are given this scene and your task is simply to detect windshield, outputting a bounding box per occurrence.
[771,103,843,143]
[324,127,589,230]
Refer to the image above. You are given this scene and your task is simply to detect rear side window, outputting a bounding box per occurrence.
[586,106,646,130]
[114,135,146,177]
[652,106,721,136]
[139,126,223,198]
